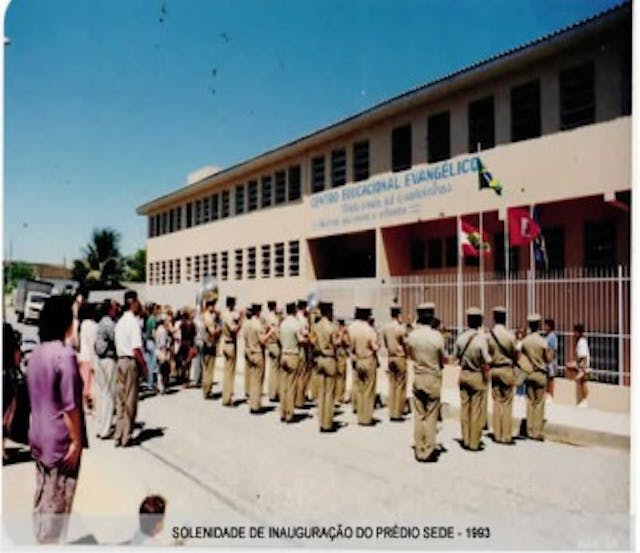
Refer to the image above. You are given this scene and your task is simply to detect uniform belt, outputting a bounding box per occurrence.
[492,362,513,368]
[319,353,336,359]
[461,365,480,372]
[414,365,441,376]
[223,339,235,344]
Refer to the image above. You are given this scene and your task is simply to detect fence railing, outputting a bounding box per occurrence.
[316,266,630,386]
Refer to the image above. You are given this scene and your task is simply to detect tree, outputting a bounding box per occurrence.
[72,227,124,288]
[3,261,35,293]
[124,248,146,282]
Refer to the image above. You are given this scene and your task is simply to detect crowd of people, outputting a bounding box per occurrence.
[2,290,592,543]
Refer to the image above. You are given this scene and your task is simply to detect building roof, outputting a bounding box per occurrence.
[137,1,630,215]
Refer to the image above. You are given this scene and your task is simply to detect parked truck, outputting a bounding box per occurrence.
[14,279,54,324]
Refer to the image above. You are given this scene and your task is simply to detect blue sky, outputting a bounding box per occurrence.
[3,0,621,265]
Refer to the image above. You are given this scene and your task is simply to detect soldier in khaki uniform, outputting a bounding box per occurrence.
[348,307,379,426]
[334,317,350,404]
[406,303,446,462]
[520,313,553,440]
[243,303,273,414]
[487,306,517,444]
[201,300,221,399]
[294,300,311,408]
[221,297,244,406]
[263,301,281,402]
[454,307,491,451]
[313,301,339,432]
[382,305,408,421]
[279,302,305,422]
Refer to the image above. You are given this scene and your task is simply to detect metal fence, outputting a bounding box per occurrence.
[316,266,630,386]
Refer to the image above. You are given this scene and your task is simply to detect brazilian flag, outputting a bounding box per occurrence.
[478,160,502,196]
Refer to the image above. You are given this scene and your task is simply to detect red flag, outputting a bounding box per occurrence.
[459,219,491,257]
[508,207,541,246]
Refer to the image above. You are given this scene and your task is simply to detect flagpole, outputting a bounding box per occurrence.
[504,209,509,329]
[529,204,536,313]
[479,211,484,316]
[457,214,463,336]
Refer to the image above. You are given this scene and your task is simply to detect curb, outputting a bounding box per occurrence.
[439,403,630,451]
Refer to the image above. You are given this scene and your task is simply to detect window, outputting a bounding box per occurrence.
[202,254,209,277]
[468,96,495,152]
[584,221,616,268]
[511,80,541,142]
[311,156,325,193]
[560,61,595,130]
[185,256,192,282]
[410,238,425,270]
[211,194,219,221]
[202,196,210,223]
[175,207,182,231]
[195,200,202,226]
[392,124,412,172]
[235,184,245,215]
[210,252,218,278]
[168,209,174,233]
[175,258,181,284]
[288,165,301,201]
[148,217,154,238]
[542,226,565,271]
[161,261,166,285]
[247,247,256,279]
[147,262,153,284]
[427,238,443,269]
[261,176,272,208]
[221,251,228,281]
[161,212,168,235]
[261,244,271,278]
[494,233,520,273]
[275,171,286,204]
[445,236,458,267]
[331,148,346,187]
[427,111,450,163]
[621,43,631,116]
[194,255,201,282]
[168,259,173,284]
[288,240,300,276]
[353,141,369,182]
[186,202,193,228]
[248,180,258,211]
[274,242,285,277]
[234,249,243,280]
[154,215,160,237]
[221,190,230,218]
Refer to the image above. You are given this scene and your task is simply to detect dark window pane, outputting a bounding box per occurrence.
[427,111,450,162]
[247,247,256,279]
[468,96,495,152]
[261,244,271,278]
[148,216,154,238]
[542,225,565,271]
[195,200,202,226]
[511,80,541,142]
[186,203,193,228]
[353,140,370,182]
[311,156,325,193]
[584,221,616,268]
[274,242,285,277]
[221,251,228,281]
[410,238,425,270]
[235,184,245,215]
[221,190,230,218]
[560,61,595,130]
[261,176,272,208]
[288,240,299,276]
[234,248,243,280]
[288,165,301,201]
[168,209,174,233]
[445,236,458,267]
[248,180,258,212]
[392,124,412,172]
[211,194,219,221]
[175,207,182,230]
[275,171,286,204]
[331,149,346,187]
[621,42,631,116]
[427,238,443,269]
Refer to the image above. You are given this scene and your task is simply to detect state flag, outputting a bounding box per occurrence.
[459,219,491,257]
[508,207,541,247]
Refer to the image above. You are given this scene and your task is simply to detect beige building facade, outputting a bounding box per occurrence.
[138,4,631,317]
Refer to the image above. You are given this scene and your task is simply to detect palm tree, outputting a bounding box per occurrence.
[124,248,146,282]
[72,228,124,287]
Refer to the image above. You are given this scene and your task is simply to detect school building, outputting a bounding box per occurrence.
[137,3,631,384]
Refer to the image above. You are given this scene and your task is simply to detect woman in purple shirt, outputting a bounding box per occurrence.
[27,295,88,544]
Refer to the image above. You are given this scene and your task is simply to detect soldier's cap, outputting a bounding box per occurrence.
[337,316,346,324]
[267,300,277,310]
[251,303,262,314]
[285,301,296,312]
[225,296,236,306]
[492,306,507,314]
[416,302,435,314]
[466,307,483,316]
[296,299,307,309]
[390,305,401,316]
[527,313,542,323]
[319,301,333,310]
[355,306,371,319]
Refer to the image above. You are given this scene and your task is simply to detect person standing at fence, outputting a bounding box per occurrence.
[406,303,446,462]
[487,306,517,445]
[263,301,281,402]
[382,305,408,421]
[544,319,558,402]
[520,314,553,440]
[334,317,350,405]
[348,307,380,426]
[221,297,243,406]
[569,323,590,408]
[454,307,491,451]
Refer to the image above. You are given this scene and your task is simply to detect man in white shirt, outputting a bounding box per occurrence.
[572,323,590,407]
[114,291,148,447]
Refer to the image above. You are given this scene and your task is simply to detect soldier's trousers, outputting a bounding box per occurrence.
[266,344,281,401]
[280,353,299,422]
[480,386,488,430]
[295,352,311,408]
[412,371,442,461]
[351,362,360,413]
[459,369,486,450]
[490,367,515,443]
[201,348,217,398]
[246,351,265,412]
[387,356,408,419]
[308,368,321,402]
[221,344,236,406]
[114,357,138,446]
[354,357,377,425]
[316,356,337,431]
[335,354,347,403]
[525,371,548,439]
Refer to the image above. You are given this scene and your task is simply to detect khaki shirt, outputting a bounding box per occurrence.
[296,311,309,338]
[202,310,218,346]
[348,320,378,359]
[382,320,407,358]
[521,331,551,372]
[221,309,237,343]
[280,315,302,354]
[262,310,280,345]
[454,329,491,372]
[243,317,263,354]
[406,326,445,373]
[487,324,517,367]
[313,317,336,357]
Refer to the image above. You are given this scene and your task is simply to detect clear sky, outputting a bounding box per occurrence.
[3,0,622,266]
